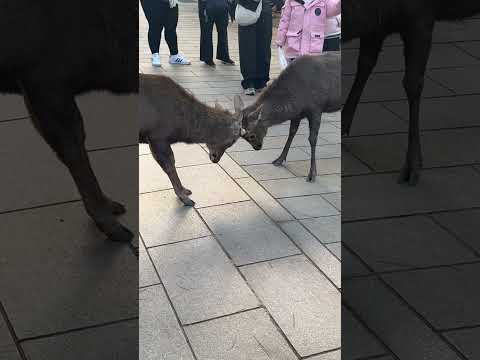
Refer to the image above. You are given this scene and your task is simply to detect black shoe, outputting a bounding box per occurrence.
[220,58,235,65]
[204,60,216,67]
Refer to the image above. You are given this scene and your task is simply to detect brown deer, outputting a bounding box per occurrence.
[139,74,244,206]
[236,53,341,182]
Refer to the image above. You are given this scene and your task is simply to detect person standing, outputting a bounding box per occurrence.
[238,0,274,96]
[199,0,235,66]
[324,14,341,51]
[276,0,340,63]
[141,0,191,67]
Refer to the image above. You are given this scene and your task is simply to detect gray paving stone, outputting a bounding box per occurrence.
[323,192,341,210]
[229,148,310,165]
[218,154,250,179]
[261,175,340,198]
[343,216,477,272]
[342,245,371,278]
[342,307,386,360]
[140,190,211,247]
[432,19,480,42]
[341,150,371,176]
[149,237,258,324]
[444,327,480,360]
[22,320,138,360]
[0,94,28,121]
[243,164,296,181]
[300,216,341,244]
[384,95,480,130]
[241,256,341,356]
[383,263,480,330]
[0,203,138,339]
[280,221,340,288]
[429,67,480,95]
[0,120,138,213]
[299,144,341,159]
[0,316,20,360]
[347,103,408,136]
[139,240,160,288]
[342,167,480,221]
[286,158,340,177]
[326,243,341,260]
[185,309,298,360]
[236,178,294,222]
[140,285,194,360]
[343,277,462,360]
[140,163,249,207]
[342,72,452,103]
[307,350,340,360]
[279,195,339,219]
[344,128,480,171]
[432,209,480,254]
[199,202,299,265]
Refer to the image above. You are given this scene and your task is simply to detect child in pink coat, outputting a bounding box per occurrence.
[276,0,341,61]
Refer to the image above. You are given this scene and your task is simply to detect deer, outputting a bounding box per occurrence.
[236,53,341,182]
[342,0,480,185]
[0,0,138,242]
[139,74,244,206]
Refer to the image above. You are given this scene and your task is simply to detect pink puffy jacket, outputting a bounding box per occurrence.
[276,0,341,58]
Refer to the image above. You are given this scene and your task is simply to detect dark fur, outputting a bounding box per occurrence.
[140,74,242,206]
[342,0,480,184]
[237,53,341,182]
[0,0,138,241]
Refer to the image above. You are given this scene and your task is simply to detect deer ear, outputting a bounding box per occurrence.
[249,104,263,126]
[234,95,244,113]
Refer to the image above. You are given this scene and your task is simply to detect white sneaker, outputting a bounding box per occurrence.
[151,53,161,67]
[245,87,255,96]
[169,53,191,65]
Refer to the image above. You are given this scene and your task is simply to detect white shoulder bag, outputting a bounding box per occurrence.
[235,0,262,26]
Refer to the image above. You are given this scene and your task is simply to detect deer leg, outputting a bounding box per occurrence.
[168,151,191,195]
[21,82,132,242]
[398,24,432,185]
[149,140,195,206]
[306,113,321,182]
[273,118,301,166]
[342,36,383,135]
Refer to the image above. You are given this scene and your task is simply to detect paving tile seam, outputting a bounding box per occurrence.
[227,174,342,290]
[143,234,213,251]
[342,205,480,224]
[341,302,397,360]
[344,123,480,138]
[275,191,341,201]
[189,199,304,359]
[342,62,480,77]
[16,316,139,343]
[342,148,376,173]
[0,116,30,124]
[427,214,480,257]
[345,271,470,360]
[425,73,458,94]
[86,143,138,153]
[440,323,480,333]
[349,92,480,105]
[140,236,199,360]
[301,347,342,359]
[181,306,263,328]
[343,258,480,281]
[0,300,27,360]
[355,354,397,360]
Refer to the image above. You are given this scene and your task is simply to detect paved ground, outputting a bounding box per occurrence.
[139,3,341,360]
[342,16,480,360]
[0,80,138,357]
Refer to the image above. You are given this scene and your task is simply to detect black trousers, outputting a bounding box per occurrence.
[199,3,230,62]
[238,10,273,89]
[141,0,179,55]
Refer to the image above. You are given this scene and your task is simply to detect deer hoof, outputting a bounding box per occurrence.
[272,158,285,166]
[397,165,420,186]
[106,223,134,242]
[181,197,195,207]
[306,174,316,183]
[105,198,127,215]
